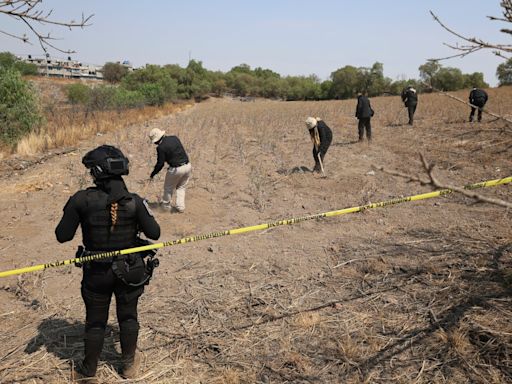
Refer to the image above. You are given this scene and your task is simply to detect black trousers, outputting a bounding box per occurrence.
[358,118,371,141]
[469,102,485,122]
[80,262,144,376]
[407,104,417,125]
[312,142,331,172]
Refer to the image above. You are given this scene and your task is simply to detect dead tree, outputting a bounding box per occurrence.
[430,1,512,60]
[0,0,93,54]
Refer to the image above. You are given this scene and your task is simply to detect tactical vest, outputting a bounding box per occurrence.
[81,189,138,251]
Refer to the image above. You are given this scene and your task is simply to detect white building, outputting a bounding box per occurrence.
[20,55,104,80]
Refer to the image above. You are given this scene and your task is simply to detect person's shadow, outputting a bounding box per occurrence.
[25,317,122,373]
[276,166,313,175]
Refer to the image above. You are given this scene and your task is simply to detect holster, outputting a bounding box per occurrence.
[75,239,159,287]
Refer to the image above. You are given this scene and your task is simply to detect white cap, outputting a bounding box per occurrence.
[305,117,317,129]
[149,128,165,143]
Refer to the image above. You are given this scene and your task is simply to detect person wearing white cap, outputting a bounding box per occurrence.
[401,85,418,125]
[148,128,192,213]
[305,117,332,173]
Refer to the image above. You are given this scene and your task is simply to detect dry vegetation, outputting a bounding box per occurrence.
[0,87,510,383]
[6,77,192,157]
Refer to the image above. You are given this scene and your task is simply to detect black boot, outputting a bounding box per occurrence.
[79,328,104,380]
[120,320,140,379]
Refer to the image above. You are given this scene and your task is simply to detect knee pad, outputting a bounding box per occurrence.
[119,318,139,335]
[85,326,105,340]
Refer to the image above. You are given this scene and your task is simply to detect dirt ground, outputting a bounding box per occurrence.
[0,88,511,383]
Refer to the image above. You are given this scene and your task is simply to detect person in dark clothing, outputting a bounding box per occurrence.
[469,88,488,122]
[55,145,160,383]
[401,86,418,125]
[355,92,374,142]
[305,117,332,173]
[149,128,192,213]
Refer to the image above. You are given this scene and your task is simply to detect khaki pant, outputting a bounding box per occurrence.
[161,163,192,212]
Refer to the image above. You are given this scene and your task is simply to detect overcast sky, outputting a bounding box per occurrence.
[0,1,508,85]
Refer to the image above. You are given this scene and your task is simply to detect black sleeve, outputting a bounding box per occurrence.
[318,123,329,150]
[55,194,81,243]
[355,98,361,117]
[135,195,161,240]
[150,146,165,178]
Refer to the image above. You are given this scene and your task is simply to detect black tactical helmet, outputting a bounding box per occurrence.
[82,145,129,179]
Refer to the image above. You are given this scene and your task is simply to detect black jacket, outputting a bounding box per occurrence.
[469,89,488,106]
[356,95,374,119]
[401,88,418,107]
[309,120,333,153]
[151,135,189,178]
[55,188,160,251]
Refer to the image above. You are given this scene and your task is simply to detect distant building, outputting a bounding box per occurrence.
[18,55,134,80]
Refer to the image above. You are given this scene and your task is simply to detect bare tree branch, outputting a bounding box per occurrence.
[419,154,512,208]
[430,2,512,61]
[0,0,93,54]
[374,155,512,209]
[425,85,512,127]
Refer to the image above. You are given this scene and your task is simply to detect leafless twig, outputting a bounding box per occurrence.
[420,154,512,208]
[430,2,512,60]
[0,0,94,53]
[375,155,512,209]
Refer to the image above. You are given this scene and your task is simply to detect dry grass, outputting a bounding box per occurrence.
[6,77,193,157]
[16,103,192,156]
[0,87,511,383]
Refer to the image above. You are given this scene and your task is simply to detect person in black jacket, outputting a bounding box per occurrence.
[149,128,192,213]
[469,88,488,122]
[401,86,418,125]
[305,117,332,173]
[355,92,374,142]
[55,145,160,383]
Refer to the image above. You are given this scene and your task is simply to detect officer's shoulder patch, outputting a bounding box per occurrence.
[142,199,154,217]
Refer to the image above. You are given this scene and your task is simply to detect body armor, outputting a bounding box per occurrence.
[81,189,138,251]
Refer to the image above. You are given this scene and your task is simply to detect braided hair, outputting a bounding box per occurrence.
[110,202,118,232]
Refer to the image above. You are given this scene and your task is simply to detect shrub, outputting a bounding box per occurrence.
[0,68,42,146]
[113,88,145,109]
[102,62,128,83]
[138,83,166,106]
[87,85,117,111]
[66,83,91,104]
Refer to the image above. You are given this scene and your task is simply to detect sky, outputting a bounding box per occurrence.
[0,1,508,85]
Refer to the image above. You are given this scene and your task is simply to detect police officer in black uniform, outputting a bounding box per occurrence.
[55,145,160,382]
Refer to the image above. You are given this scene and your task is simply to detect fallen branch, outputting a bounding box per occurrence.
[430,86,512,126]
[374,155,512,209]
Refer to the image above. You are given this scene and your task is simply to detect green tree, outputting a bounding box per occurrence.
[496,58,512,86]
[463,72,488,89]
[419,61,441,87]
[0,52,38,75]
[435,67,465,91]
[122,65,177,101]
[331,65,360,99]
[102,62,128,83]
[0,68,42,146]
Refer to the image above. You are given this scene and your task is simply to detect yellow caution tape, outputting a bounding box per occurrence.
[0,176,510,278]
